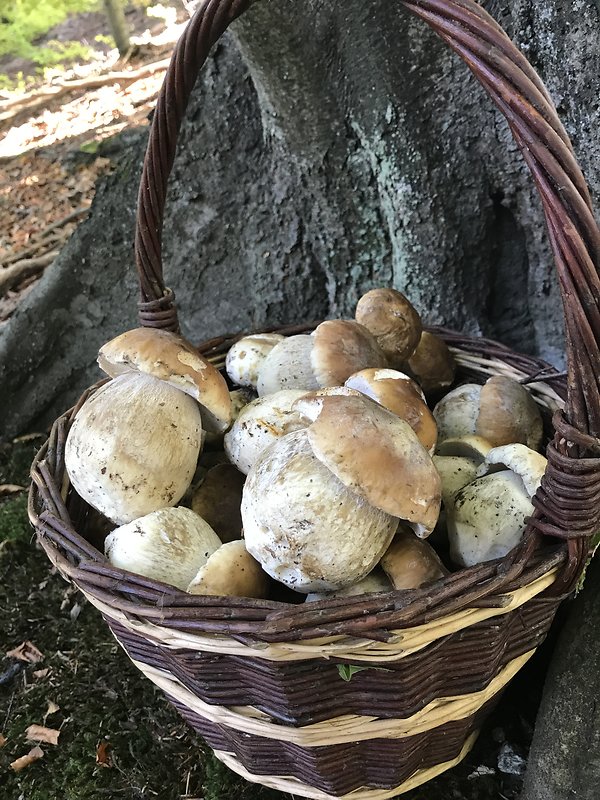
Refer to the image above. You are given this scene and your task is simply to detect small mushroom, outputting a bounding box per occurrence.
[225,334,285,389]
[256,321,386,396]
[345,368,437,453]
[475,443,547,498]
[305,570,392,602]
[224,389,308,474]
[105,507,222,590]
[242,429,398,592]
[476,376,543,450]
[65,372,202,524]
[406,332,456,394]
[191,464,245,543]
[355,288,423,366]
[380,526,449,589]
[187,540,269,598]
[294,393,441,538]
[433,384,481,444]
[98,327,232,433]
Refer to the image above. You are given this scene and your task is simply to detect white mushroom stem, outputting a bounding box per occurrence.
[433,455,479,509]
[105,507,222,590]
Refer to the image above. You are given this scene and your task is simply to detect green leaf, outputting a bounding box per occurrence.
[336,664,392,681]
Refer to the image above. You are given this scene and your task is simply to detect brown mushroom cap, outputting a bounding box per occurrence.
[380,526,448,590]
[406,332,456,394]
[187,540,269,598]
[355,288,423,366]
[311,320,387,387]
[345,368,437,453]
[191,464,245,543]
[295,393,441,537]
[98,327,232,433]
[476,376,544,450]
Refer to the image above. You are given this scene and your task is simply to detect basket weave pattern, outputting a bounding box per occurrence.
[29,1,600,797]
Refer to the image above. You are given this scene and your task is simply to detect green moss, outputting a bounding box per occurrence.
[0,495,31,546]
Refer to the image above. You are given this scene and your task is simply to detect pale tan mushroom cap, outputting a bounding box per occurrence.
[407,332,456,394]
[256,335,318,396]
[65,372,202,524]
[355,288,423,365]
[476,376,543,450]
[105,507,222,590]
[225,334,285,389]
[476,443,547,498]
[242,430,398,592]
[187,540,269,598]
[191,464,245,543]
[433,384,481,444]
[296,393,441,537]
[380,526,448,590]
[435,435,493,463]
[345,368,437,453]
[305,570,392,602]
[98,327,232,433]
[311,320,387,387]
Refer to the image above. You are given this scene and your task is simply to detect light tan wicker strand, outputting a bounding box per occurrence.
[213,732,479,800]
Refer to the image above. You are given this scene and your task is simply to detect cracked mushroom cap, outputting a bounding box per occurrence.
[105,507,222,590]
[65,372,203,524]
[355,288,423,366]
[406,332,456,394]
[345,368,437,453]
[187,540,269,598]
[476,376,543,450]
[311,320,387,387]
[476,443,547,498]
[294,393,441,538]
[380,526,448,590]
[225,333,285,389]
[241,429,398,592]
[98,327,232,433]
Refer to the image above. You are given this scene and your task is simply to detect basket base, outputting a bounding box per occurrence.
[212,732,479,800]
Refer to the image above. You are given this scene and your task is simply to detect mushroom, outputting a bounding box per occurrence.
[294,392,442,538]
[191,464,245,543]
[406,332,456,394]
[380,526,449,589]
[242,429,399,593]
[355,288,423,366]
[225,333,285,389]
[98,327,232,433]
[224,389,308,474]
[256,321,386,396]
[187,540,269,598]
[435,435,493,463]
[305,570,392,602]
[65,372,202,524]
[476,376,543,450]
[433,384,481,444]
[433,455,479,509]
[345,368,437,453]
[105,507,222,590]
[475,443,547,497]
[229,387,257,421]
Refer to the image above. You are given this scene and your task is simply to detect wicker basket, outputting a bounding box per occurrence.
[28,1,600,798]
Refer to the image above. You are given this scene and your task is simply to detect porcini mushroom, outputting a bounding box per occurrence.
[433,384,481,444]
[305,570,392,602]
[380,526,448,589]
[224,389,308,474]
[406,332,456,394]
[355,288,423,366]
[191,464,245,543]
[476,376,543,450]
[476,443,547,497]
[433,455,479,510]
[65,372,202,524]
[435,435,493,463]
[98,327,232,433]
[225,333,285,389]
[187,540,269,598]
[105,507,222,590]
[242,430,398,592]
[345,368,437,453]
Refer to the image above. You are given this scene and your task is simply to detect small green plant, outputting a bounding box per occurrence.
[336,664,392,682]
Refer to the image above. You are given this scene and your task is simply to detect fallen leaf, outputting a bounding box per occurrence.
[0,484,25,495]
[0,733,6,747]
[25,725,60,746]
[32,668,50,680]
[10,745,44,771]
[6,641,44,663]
[45,700,60,717]
[96,740,112,767]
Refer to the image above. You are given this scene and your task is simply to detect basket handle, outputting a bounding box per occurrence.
[134,0,600,580]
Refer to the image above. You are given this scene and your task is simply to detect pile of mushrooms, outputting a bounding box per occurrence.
[63,287,548,604]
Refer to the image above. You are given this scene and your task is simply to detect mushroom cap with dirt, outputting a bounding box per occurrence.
[65,372,203,525]
[241,429,398,593]
[355,288,423,366]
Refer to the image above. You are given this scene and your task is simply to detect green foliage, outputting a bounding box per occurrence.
[336,663,391,681]
[0,0,100,61]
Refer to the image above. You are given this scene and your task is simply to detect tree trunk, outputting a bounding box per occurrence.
[103,0,130,56]
[1,0,599,439]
